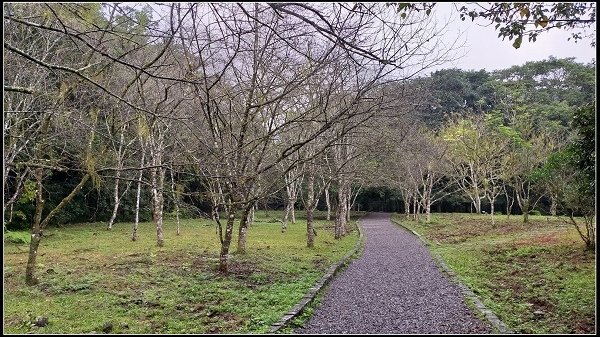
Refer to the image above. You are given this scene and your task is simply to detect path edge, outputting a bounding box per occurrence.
[391,217,514,334]
[268,218,365,333]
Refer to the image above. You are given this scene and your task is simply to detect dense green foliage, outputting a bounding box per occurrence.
[359,57,595,222]
[413,68,498,128]
[570,103,596,197]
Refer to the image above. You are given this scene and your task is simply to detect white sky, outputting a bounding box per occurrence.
[135,2,595,74]
[427,2,597,73]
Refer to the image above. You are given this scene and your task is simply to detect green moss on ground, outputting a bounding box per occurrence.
[393,213,595,334]
[4,211,361,334]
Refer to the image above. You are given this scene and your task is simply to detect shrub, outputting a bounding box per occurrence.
[4,231,31,244]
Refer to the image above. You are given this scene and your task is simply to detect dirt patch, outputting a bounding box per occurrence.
[479,241,595,334]
[429,231,476,244]
[507,281,526,296]
[427,214,563,244]
[191,257,284,287]
[571,317,596,334]
[225,260,259,277]
[203,312,246,334]
[191,303,206,313]
[312,257,327,268]
[527,296,556,312]
[191,252,220,272]
[73,247,95,253]
[511,231,565,247]
[554,248,595,265]
[121,298,163,309]
[3,315,23,328]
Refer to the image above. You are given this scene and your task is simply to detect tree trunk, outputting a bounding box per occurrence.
[569,213,595,251]
[325,184,331,221]
[133,147,145,241]
[290,195,296,224]
[514,180,531,223]
[346,184,352,223]
[219,206,236,273]
[505,189,511,220]
[412,196,420,221]
[237,205,253,254]
[25,232,42,286]
[170,168,180,236]
[283,199,293,231]
[283,182,292,232]
[474,195,482,214]
[516,191,530,223]
[487,194,496,226]
[107,130,126,230]
[248,203,255,227]
[346,194,350,223]
[151,165,165,247]
[403,192,410,219]
[307,206,315,248]
[335,182,348,239]
[4,168,29,228]
[25,115,90,285]
[8,203,13,225]
[26,171,90,285]
[550,194,557,216]
[25,167,45,285]
[210,181,223,223]
[107,172,121,230]
[282,201,290,232]
[424,173,436,223]
[306,167,315,248]
[286,174,298,224]
[522,200,529,223]
[491,199,495,226]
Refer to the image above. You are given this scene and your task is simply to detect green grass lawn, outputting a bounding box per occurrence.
[3,210,361,334]
[392,212,596,334]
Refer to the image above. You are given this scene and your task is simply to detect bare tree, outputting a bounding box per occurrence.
[169,165,182,235]
[5,2,464,275]
[409,129,453,223]
[105,118,135,230]
[132,135,146,241]
[503,121,553,223]
[442,115,489,214]
[4,3,122,285]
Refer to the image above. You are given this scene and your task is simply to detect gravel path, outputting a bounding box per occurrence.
[294,213,492,334]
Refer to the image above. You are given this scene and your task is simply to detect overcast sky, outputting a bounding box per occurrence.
[427,2,596,73]
[135,2,595,75]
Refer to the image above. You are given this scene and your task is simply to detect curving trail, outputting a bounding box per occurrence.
[295,212,491,334]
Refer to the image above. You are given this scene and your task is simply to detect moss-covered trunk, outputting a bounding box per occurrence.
[25,167,45,285]
[236,205,252,254]
[219,206,237,273]
[306,167,315,248]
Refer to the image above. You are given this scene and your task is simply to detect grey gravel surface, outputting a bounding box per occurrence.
[294,213,492,334]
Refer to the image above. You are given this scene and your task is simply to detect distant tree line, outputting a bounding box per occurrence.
[362,56,595,247]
